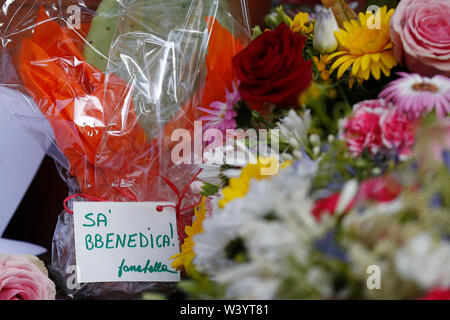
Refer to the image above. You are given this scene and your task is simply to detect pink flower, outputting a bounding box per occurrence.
[0,254,56,300]
[421,288,450,300]
[340,100,390,157]
[390,0,450,77]
[380,109,418,160]
[353,99,392,111]
[358,176,402,203]
[415,118,450,168]
[340,99,417,159]
[380,72,450,119]
[198,82,239,134]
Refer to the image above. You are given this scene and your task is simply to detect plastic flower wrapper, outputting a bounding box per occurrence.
[0,0,250,298]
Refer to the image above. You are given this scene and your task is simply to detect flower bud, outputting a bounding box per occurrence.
[328,134,336,144]
[293,150,303,160]
[309,134,321,147]
[313,146,321,157]
[190,181,204,194]
[313,8,340,54]
[282,153,294,161]
[265,6,292,29]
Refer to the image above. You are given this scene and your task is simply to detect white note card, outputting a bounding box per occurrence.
[73,202,180,283]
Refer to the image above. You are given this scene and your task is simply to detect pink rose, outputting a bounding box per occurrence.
[390,0,450,77]
[380,109,418,160]
[0,254,56,300]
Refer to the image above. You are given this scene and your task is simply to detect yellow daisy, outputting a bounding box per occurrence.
[219,157,279,208]
[171,197,208,275]
[291,12,314,35]
[327,6,398,81]
[171,159,292,272]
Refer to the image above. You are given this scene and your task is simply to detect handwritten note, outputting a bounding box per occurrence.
[73,202,180,283]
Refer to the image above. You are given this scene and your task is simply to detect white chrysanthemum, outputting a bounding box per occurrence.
[194,159,322,287]
[395,233,450,289]
[193,201,246,273]
[198,136,279,186]
[216,262,281,300]
[277,110,312,160]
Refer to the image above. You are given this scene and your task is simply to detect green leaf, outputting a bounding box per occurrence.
[200,182,220,197]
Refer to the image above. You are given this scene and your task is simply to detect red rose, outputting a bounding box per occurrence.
[421,288,450,300]
[232,23,312,107]
[312,192,356,221]
[312,176,402,221]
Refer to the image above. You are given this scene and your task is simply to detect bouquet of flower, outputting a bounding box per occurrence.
[170,0,450,300]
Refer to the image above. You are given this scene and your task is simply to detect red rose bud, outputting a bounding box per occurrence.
[232,23,312,108]
[312,176,402,221]
[421,288,450,300]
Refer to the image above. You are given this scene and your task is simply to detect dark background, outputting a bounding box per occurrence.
[2,156,68,253]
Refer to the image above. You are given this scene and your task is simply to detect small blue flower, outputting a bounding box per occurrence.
[442,150,450,170]
[429,193,443,208]
[345,165,356,177]
[314,230,348,262]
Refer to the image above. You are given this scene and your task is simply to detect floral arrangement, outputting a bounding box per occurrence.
[169,0,450,300]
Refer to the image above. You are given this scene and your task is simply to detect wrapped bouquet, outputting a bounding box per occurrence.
[0,0,448,301]
[0,0,250,298]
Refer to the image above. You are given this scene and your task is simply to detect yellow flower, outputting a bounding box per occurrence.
[171,198,208,275]
[291,12,314,35]
[327,7,398,81]
[219,157,282,208]
[171,158,289,273]
[313,55,331,81]
[299,81,323,106]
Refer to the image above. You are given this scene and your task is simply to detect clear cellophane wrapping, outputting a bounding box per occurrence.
[0,0,250,298]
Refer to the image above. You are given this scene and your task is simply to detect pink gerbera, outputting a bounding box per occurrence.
[380,72,450,119]
[198,82,239,133]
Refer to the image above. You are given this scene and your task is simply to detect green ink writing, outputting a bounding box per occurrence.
[83,229,174,251]
[128,233,137,248]
[83,212,108,227]
[106,233,114,249]
[117,258,178,278]
[85,234,93,250]
[83,213,95,227]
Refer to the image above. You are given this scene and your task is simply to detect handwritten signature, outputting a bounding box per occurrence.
[118,258,178,278]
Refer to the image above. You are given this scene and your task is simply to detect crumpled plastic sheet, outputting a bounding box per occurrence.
[0,0,250,298]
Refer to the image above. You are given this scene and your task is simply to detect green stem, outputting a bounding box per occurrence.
[337,83,352,115]
[310,100,336,133]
